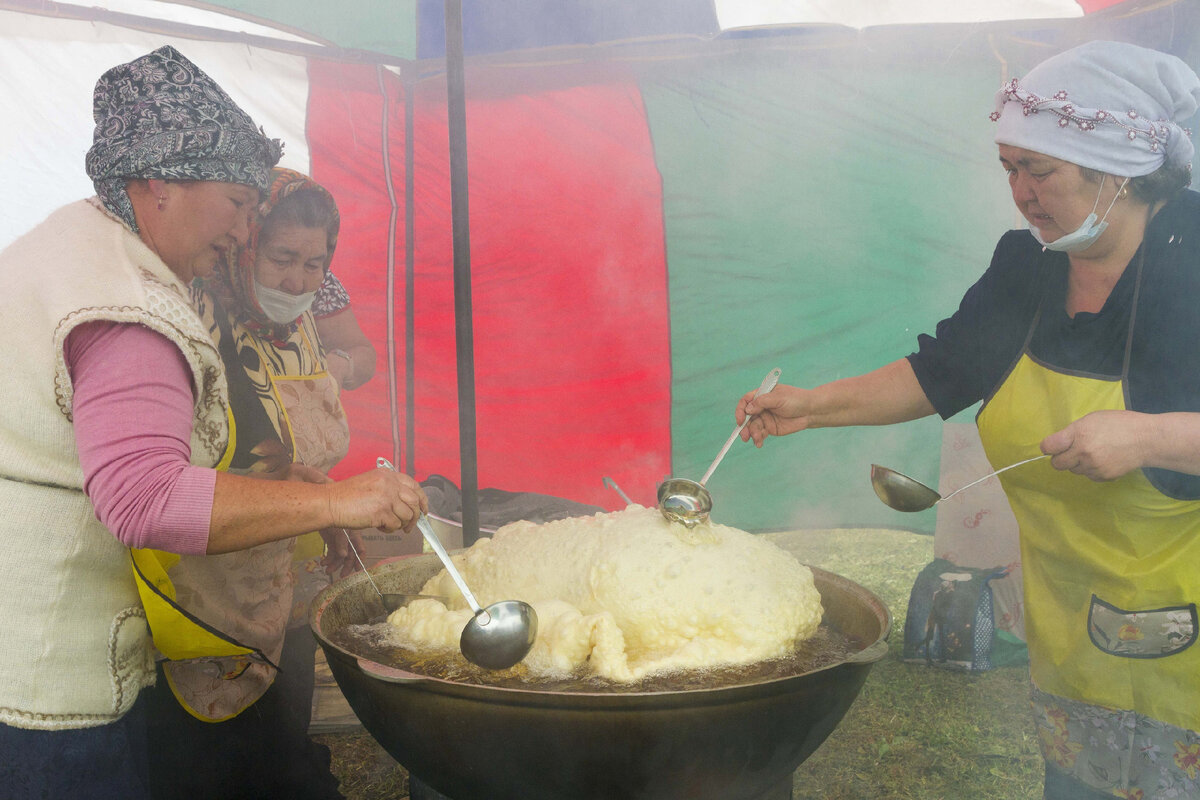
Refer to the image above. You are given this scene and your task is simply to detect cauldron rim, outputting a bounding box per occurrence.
[310,555,891,701]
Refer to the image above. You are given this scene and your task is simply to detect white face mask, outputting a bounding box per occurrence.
[253,279,317,324]
[1029,176,1129,253]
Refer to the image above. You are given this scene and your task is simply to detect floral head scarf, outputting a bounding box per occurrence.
[85,45,283,231]
[209,168,341,339]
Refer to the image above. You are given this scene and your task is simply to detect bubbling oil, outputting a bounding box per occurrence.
[329,620,859,692]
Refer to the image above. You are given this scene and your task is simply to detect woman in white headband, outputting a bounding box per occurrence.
[736,40,1200,800]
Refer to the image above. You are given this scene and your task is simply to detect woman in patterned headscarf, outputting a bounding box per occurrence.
[144,169,355,800]
[0,47,426,799]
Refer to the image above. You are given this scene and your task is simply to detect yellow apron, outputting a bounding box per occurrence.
[133,316,349,721]
[977,264,1200,792]
[129,410,269,666]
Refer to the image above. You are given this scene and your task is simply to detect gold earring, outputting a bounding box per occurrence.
[1118,187,1128,200]
[157,194,166,210]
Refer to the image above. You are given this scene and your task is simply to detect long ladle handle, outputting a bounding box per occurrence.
[941,453,1049,501]
[341,527,386,602]
[376,457,489,621]
[603,476,633,505]
[699,368,782,486]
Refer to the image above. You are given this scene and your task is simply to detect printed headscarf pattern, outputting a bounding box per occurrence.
[85,45,283,232]
[992,41,1200,178]
[209,167,341,342]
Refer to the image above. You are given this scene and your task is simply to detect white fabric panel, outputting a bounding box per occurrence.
[715,0,1084,31]
[0,9,311,250]
[82,0,323,44]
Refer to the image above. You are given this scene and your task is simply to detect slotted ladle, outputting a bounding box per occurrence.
[658,368,781,527]
[870,454,1049,512]
[376,458,537,670]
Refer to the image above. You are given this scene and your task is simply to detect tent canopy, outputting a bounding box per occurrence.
[2,0,1197,533]
[183,0,1130,58]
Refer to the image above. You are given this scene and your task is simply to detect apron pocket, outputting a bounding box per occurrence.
[1087,594,1197,658]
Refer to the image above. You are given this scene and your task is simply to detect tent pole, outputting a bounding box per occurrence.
[404,65,416,476]
[376,64,402,473]
[444,0,481,546]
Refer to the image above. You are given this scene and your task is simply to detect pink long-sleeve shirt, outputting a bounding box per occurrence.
[65,320,214,554]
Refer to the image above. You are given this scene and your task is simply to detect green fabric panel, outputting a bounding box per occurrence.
[638,43,1015,533]
[202,0,417,58]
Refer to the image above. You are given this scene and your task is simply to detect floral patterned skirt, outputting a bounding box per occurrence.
[1035,687,1200,799]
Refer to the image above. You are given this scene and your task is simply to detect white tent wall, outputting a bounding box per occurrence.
[713,0,1086,29]
[0,8,313,248]
[3,1,1200,536]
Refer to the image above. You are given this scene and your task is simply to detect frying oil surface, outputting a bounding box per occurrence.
[332,622,856,692]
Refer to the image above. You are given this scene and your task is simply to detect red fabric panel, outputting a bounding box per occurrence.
[306,60,670,509]
[306,60,405,482]
[1075,0,1128,11]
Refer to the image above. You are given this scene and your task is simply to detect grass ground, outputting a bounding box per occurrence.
[315,529,1043,799]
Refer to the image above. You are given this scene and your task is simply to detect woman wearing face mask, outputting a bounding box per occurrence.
[735,41,1200,799]
[141,169,378,800]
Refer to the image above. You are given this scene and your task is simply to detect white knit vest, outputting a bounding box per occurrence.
[0,199,228,729]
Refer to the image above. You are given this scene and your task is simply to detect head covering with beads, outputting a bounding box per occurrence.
[992,40,1200,177]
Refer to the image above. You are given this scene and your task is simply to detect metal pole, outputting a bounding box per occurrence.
[404,65,416,475]
[376,64,402,472]
[444,0,481,545]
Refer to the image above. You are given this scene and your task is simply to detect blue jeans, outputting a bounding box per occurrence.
[0,692,152,800]
[144,661,343,800]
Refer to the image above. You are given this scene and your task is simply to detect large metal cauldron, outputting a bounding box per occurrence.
[311,553,890,800]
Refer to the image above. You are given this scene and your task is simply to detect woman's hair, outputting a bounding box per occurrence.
[258,188,340,267]
[1080,162,1192,204]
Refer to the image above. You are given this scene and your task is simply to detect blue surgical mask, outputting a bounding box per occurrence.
[1029,176,1129,253]
[253,279,317,324]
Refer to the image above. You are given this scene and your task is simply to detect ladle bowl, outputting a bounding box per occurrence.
[458,599,539,671]
[656,477,713,528]
[413,514,538,672]
[378,457,538,670]
[871,454,1049,512]
[658,368,781,527]
[868,465,942,512]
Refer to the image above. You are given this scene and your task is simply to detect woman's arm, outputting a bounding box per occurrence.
[68,321,421,555]
[738,358,937,446]
[207,467,423,554]
[68,320,214,553]
[316,306,376,390]
[1042,409,1200,481]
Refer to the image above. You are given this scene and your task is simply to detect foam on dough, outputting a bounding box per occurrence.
[386,505,824,682]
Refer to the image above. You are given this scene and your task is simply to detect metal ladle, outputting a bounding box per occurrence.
[340,528,446,613]
[376,458,537,670]
[870,454,1049,512]
[658,368,781,527]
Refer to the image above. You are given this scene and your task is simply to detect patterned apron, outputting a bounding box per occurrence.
[976,258,1200,796]
[154,307,349,722]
